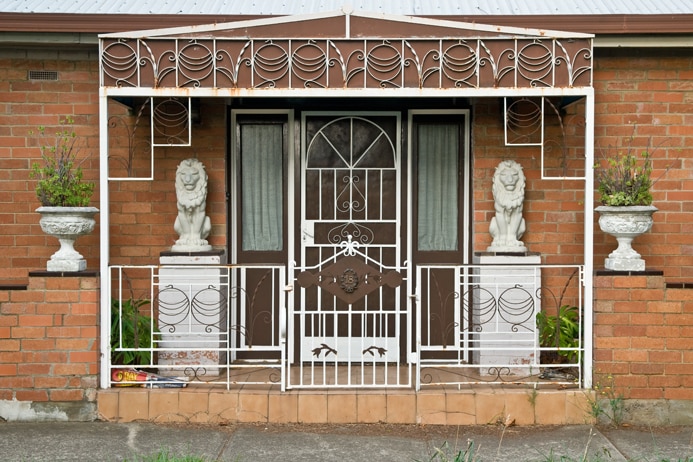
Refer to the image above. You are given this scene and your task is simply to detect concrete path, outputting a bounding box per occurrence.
[0,421,690,461]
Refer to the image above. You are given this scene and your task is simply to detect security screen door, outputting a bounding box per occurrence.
[291,112,408,387]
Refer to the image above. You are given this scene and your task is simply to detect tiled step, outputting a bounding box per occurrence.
[98,386,595,426]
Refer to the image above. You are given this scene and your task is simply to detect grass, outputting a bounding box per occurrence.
[124,450,208,462]
[419,440,479,462]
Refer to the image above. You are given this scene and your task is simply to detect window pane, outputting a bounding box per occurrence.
[417,124,458,251]
[241,124,283,251]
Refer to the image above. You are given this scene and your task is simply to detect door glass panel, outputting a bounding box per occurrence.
[238,120,285,254]
[417,123,459,251]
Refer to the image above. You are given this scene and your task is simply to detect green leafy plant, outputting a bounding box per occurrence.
[111,297,156,365]
[594,128,669,207]
[420,440,479,462]
[537,304,580,363]
[30,116,94,206]
[587,374,625,427]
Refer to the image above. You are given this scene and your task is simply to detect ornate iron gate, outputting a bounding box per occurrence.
[287,113,410,388]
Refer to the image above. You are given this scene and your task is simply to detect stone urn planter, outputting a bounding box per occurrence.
[595,205,657,271]
[37,206,99,272]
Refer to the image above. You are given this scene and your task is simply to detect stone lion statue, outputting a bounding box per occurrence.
[172,158,212,251]
[488,160,527,252]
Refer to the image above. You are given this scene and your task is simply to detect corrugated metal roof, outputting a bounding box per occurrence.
[2,0,692,15]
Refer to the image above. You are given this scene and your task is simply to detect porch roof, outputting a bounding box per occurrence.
[99,9,593,94]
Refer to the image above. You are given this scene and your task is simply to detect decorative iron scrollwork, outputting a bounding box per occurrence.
[339,268,359,293]
[296,255,402,304]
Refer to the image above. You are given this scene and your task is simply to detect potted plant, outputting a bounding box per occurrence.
[30,116,99,272]
[110,296,155,366]
[594,132,663,271]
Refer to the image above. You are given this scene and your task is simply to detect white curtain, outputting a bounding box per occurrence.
[417,124,458,251]
[241,124,283,251]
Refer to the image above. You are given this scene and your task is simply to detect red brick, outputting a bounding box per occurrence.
[36,303,70,315]
[631,337,665,350]
[62,315,97,326]
[0,364,17,376]
[34,377,68,388]
[612,326,646,337]
[595,337,630,349]
[21,339,56,351]
[69,351,98,363]
[646,326,681,338]
[648,301,682,313]
[613,350,648,362]
[613,276,647,289]
[0,339,20,351]
[630,313,664,325]
[628,388,664,399]
[55,338,92,350]
[648,376,683,388]
[664,388,693,400]
[50,389,84,401]
[46,290,80,303]
[17,363,51,375]
[17,314,54,326]
[666,289,693,302]
[626,289,664,302]
[648,351,682,363]
[14,390,48,402]
[69,303,97,315]
[45,278,80,291]
[630,363,665,375]
[614,301,648,313]
[666,364,693,375]
[53,364,88,375]
[45,326,81,338]
[11,326,45,338]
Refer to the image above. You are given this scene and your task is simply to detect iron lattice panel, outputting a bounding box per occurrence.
[101,37,592,90]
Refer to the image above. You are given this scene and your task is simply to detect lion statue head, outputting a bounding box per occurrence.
[492,160,525,211]
[175,158,208,211]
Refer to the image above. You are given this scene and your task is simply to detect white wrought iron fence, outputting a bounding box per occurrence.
[109,264,286,390]
[108,262,585,390]
[416,264,585,389]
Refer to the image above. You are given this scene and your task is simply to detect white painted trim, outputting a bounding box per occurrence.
[583,91,595,390]
[102,86,593,99]
[98,88,110,390]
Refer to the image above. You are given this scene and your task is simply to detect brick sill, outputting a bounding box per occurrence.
[28,270,99,278]
[594,269,664,276]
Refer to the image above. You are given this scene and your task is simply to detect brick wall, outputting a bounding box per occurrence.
[593,48,693,283]
[0,48,100,281]
[107,98,228,267]
[472,99,586,266]
[594,274,693,401]
[0,275,99,420]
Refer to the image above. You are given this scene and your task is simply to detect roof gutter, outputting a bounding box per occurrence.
[2,32,692,49]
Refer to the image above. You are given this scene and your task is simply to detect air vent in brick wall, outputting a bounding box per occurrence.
[28,70,58,81]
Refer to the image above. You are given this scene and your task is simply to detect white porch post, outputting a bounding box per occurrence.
[98,89,111,389]
[583,90,595,389]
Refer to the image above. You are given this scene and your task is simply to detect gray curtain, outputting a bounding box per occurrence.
[417,124,458,251]
[241,124,283,251]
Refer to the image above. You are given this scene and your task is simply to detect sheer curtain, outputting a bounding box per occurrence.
[417,124,459,251]
[241,124,283,251]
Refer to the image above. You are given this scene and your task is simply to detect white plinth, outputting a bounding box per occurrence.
[158,253,226,377]
[473,253,541,375]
